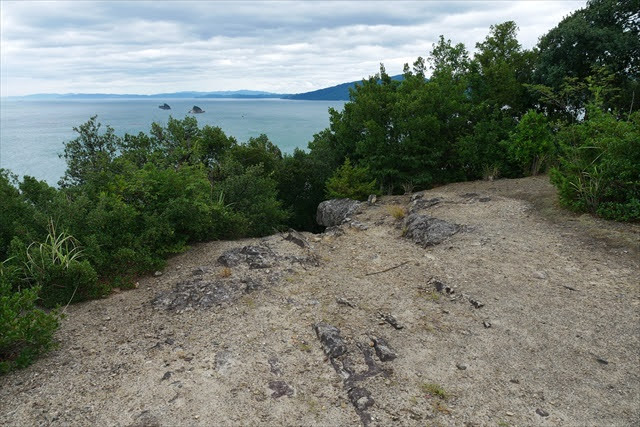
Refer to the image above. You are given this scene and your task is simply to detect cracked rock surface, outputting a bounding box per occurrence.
[1,176,638,426]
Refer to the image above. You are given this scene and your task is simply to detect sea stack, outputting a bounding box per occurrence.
[159,103,171,110]
[189,105,205,114]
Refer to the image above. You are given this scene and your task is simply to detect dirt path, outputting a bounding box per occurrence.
[1,176,638,426]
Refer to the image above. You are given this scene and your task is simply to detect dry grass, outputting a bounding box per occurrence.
[387,205,407,220]
[219,267,232,278]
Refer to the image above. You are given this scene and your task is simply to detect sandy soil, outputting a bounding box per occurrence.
[1,176,638,426]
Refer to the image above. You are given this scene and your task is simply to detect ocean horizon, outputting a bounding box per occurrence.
[0,98,345,186]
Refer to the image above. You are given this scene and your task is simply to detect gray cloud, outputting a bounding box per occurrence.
[1,1,585,96]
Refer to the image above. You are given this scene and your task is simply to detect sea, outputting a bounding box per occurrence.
[0,98,345,186]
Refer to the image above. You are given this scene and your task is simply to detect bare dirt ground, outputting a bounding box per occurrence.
[1,176,638,426]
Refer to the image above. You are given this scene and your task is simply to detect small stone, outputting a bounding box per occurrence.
[456,363,467,370]
[161,371,172,381]
[536,408,549,417]
[336,297,357,308]
[367,194,377,205]
[510,379,520,384]
[469,299,484,309]
[533,271,547,280]
[596,357,609,365]
[483,320,492,328]
[379,312,404,330]
[506,412,514,416]
[372,337,397,362]
[154,271,163,277]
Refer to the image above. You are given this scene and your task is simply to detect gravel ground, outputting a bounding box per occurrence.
[1,175,638,426]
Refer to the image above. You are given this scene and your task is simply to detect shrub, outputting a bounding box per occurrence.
[326,158,377,201]
[24,222,103,308]
[506,110,555,175]
[551,108,640,221]
[216,164,289,237]
[0,263,60,374]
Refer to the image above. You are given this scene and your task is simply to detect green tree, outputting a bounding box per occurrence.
[59,116,120,187]
[325,158,377,200]
[535,0,640,114]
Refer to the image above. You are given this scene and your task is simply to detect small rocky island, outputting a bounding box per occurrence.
[158,103,171,110]
[189,105,205,114]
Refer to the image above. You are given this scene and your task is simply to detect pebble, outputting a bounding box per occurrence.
[536,408,549,417]
[533,271,547,280]
[154,271,163,277]
[506,412,514,416]
[483,320,492,328]
[456,363,467,370]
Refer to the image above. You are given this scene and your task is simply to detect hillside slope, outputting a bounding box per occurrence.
[1,176,638,426]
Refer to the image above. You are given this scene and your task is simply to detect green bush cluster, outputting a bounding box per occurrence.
[0,264,60,374]
[551,108,640,221]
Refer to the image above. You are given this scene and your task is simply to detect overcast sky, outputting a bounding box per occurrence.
[1,1,586,96]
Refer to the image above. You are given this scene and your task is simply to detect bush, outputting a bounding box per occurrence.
[0,264,60,374]
[216,164,289,236]
[24,222,103,308]
[326,158,377,200]
[507,110,555,175]
[551,108,640,221]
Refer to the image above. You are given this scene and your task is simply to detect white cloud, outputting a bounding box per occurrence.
[0,0,586,96]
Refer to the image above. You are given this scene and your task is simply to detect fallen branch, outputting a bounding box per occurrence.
[365,261,409,276]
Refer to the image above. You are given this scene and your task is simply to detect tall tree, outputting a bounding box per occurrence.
[535,0,640,113]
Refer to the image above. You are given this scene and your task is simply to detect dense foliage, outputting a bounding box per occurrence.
[1,0,637,374]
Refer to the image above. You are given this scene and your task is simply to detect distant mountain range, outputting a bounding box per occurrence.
[7,75,404,101]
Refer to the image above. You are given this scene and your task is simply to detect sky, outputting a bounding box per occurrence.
[0,0,586,97]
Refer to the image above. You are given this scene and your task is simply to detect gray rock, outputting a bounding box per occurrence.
[409,197,442,213]
[268,380,294,398]
[314,323,347,358]
[153,271,163,277]
[316,199,361,227]
[217,245,277,269]
[348,387,374,411]
[404,213,461,247]
[217,249,243,267]
[456,363,468,370]
[367,194,377,205]
[379,312,404,330]
[283,229,309,248]
[372,337,397,362]
[240,245,275,269]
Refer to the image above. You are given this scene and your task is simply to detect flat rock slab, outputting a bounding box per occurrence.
[404,213,461,247]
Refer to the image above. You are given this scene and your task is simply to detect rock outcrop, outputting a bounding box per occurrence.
[189,105,205,114]
[316,198,361,227]
[404,213,461,247]
[159,103,171,110]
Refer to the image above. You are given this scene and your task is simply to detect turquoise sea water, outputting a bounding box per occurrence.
[0,98,345,185]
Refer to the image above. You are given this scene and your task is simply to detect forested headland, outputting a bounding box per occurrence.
[1,0,638,374]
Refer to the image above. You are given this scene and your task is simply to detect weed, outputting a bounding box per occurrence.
[220,267,232,278]
[388,205,407,220]
[421,382,449,400]
[482,164,500,181]
[402,181,415,195]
